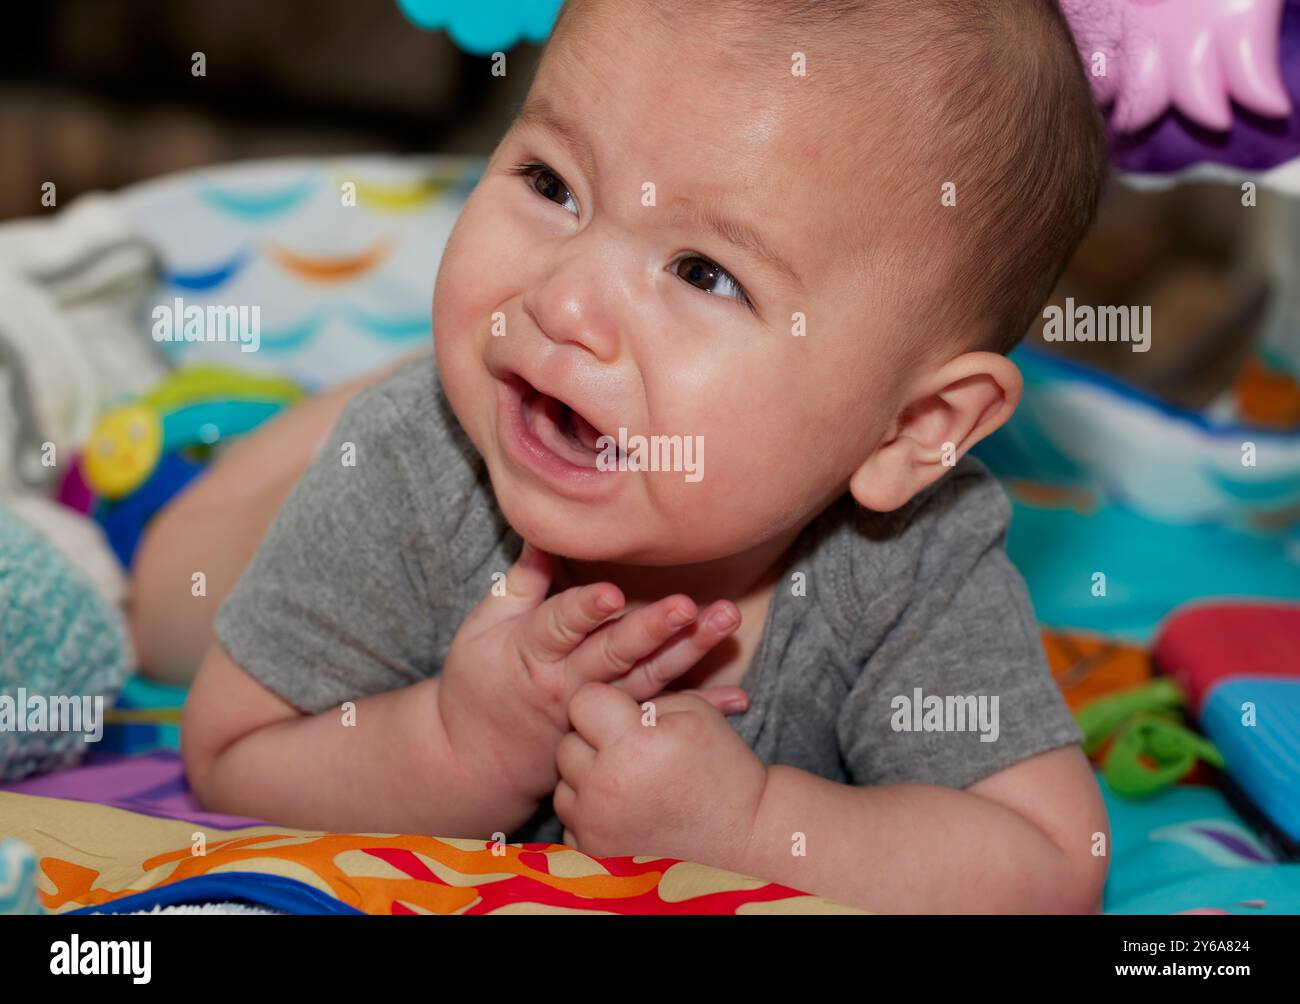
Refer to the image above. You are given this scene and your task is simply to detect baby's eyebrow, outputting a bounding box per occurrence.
[669,198,804,294]
[511,95,804,295]
[511,96,599,190]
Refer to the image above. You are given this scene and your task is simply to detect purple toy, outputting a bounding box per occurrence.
[1061,0,1300,173]
[55,455,95,516]
[1063,0,1290,132]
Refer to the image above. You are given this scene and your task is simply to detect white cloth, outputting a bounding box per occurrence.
[0,194,167,493]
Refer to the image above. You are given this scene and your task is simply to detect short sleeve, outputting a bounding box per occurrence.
[213,375,444,714]
[835,461,1083,790]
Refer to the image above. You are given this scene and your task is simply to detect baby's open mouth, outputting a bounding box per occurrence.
[511,375,611,469]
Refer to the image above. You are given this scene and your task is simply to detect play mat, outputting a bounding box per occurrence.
[3,629,1300,915]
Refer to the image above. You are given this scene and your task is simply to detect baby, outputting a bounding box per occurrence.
[141,0,1112,912]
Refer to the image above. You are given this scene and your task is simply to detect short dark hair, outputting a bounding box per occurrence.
[884,0,1109,355]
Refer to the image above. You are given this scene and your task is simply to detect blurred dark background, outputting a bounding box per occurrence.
[0,0,541,220]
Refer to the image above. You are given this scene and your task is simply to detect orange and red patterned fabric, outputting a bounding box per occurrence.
[2,792,859,915]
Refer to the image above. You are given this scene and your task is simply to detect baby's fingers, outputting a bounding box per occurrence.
[567,595,699,686]
[465,542,554,631]
[612,601,741,703]
[519,582,625,663]
[682,685,749,716]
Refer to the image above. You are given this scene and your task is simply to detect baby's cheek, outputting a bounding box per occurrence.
[435,239,494,323]
[435,191,523,312]
[434,233,515,378]
[653,433,779,537]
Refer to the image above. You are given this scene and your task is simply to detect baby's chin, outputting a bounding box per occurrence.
[495,492,653,563]
[492,484,730,567]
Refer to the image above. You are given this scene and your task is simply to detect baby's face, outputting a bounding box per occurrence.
[435,4,910,563]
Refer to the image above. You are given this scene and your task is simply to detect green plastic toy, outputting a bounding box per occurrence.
[1076,678,1224,799]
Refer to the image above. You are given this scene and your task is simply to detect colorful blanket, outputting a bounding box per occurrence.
[1101,779,1300,915]
[7,754,1300,915]
[0,787,857,916]
[7,627,1297,915]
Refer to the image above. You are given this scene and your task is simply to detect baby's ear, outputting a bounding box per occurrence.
[849,352,1022,511]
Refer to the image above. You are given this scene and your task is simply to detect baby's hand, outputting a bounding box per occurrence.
[553,683,768,867]
[438,543,746,806]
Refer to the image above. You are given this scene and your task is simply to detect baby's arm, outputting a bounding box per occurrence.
[183,545,748,838]
[738,745,1108,913]
[557,684,1104,914]
[182,643,520,837]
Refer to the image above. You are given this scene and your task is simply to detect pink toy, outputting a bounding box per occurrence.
[1061,0,1291,132]
[56,454,95,516]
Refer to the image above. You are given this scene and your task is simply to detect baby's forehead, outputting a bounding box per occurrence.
[538,1,917,294]
[669,113,887,299]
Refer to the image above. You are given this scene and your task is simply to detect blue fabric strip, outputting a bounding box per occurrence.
[67,872,364,916]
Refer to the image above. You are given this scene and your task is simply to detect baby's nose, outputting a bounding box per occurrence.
[522,259,621,362]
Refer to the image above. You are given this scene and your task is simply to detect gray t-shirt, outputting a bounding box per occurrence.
[214,353,1083,844]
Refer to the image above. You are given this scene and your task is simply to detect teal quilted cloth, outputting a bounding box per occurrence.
[0,502,131,780]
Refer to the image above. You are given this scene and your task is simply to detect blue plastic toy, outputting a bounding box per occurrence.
[396,0,564,55]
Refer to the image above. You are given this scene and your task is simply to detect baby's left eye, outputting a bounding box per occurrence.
[671,255,752,310]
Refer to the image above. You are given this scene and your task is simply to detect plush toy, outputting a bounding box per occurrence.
[1062,0,1290,134]
[77,366,304,567]
[0,500,131,783]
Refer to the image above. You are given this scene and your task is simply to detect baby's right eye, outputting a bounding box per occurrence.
[511,162,578,216]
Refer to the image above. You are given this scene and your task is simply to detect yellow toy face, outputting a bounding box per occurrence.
[83,404,162,499]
